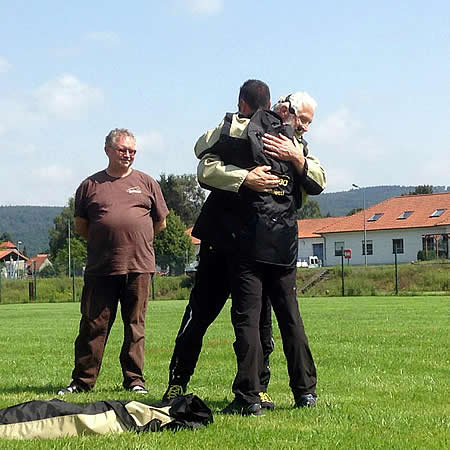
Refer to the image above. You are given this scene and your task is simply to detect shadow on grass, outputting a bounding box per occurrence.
[0,384,158,401]
[192,396,326,413]
[0,384,63,395]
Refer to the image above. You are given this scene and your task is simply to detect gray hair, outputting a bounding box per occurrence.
[273,92,318,115]
[105,128,135,148]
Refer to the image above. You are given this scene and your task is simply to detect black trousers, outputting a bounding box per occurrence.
[168,242,274,389]
[231,260,317,404]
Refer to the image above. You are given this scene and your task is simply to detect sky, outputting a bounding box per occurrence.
[1,0,449,206]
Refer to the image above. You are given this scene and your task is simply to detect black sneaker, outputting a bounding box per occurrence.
[126,385,148,394]
[294,393,317,408]
[57,382,88,396]
[220,398,264,416]
[259,392,275,410]
[162,384,186,403]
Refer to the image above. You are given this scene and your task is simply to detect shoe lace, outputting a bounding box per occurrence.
[259,392,273,403]
[166,384,184,400]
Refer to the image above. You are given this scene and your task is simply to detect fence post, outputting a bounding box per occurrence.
[394,249,398,295]
[29,281,34,301]
[152,275,155,300]
[0,271,2,303]
[341,254,345,296]
[72,260,76,302]
[33,261,37,300]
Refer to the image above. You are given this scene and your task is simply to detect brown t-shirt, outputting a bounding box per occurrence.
[75,169,169,275]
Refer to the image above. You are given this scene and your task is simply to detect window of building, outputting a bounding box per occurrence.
[397,211,414,220]
[392,239,404,254]
[368,213,383,222]
[362,240,373,255]
[430,209,445,218]
[335,241,344,256]
[422,236,435,251]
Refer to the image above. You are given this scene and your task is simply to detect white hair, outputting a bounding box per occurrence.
[105,128,135,148]
[273,91,318,114]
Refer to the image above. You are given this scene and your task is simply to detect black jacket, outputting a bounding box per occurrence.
[193,110,300,267]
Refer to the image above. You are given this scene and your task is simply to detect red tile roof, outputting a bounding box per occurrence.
[0,249,28,261]
[297,217,345,238]
[187,193,449,242]
[0,241,17,249]
[185,227,200,245]
[318,193,450,234]
[26,254,50,270]
[0,250,12,260]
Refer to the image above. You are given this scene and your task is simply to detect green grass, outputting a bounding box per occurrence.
[0,297,449,448]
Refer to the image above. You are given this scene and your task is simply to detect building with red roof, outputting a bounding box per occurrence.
[296,216,345,264]
[0,241,17,250]
[299,193,450,266]
[26,254,53,274]
[185,227,201,255]
[185,193,449,267]
[0,248,29,279]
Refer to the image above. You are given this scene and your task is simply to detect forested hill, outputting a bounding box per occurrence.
[1,185,448,257]
[316,185,449,217]
[0,206,63,256]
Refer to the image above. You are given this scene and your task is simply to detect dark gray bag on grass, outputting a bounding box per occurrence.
[0,394,212,440]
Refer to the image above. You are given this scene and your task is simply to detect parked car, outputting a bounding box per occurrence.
[297,256,321,268]
[185,259,199,279]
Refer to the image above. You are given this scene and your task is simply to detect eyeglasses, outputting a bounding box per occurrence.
[113,146,136,156]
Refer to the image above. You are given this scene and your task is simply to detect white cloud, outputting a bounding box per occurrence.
[0,57,12,73]
[176,0,224,15]
[32,165,74,183]
[34,74,103,118]
[308,107,391,192]
[322,166,356,192]
[9,142,37,156]
[421,156,450,180]
[136,131,166,154]
[83,31,120,45]
[0,98,46,137]
[312,108,362,144]
[3,165,78,205]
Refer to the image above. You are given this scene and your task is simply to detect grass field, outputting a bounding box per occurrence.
[0,296,449,449]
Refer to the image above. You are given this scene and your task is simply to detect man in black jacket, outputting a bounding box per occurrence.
[163,81,279,410]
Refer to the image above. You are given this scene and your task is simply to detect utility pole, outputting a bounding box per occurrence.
[16,240,23,279]
[68,221,71,277]
[352,184,367,266]
[33,260,37,299]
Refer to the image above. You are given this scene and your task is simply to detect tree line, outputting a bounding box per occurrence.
[44,173,327,276]
[5,177,439,277]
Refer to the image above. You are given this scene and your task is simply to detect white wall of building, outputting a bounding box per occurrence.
[297,237,323,261]
[2,259,27,278]
[322,226,449,266]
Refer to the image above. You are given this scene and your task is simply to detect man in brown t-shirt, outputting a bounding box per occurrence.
[58,128,169,395]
